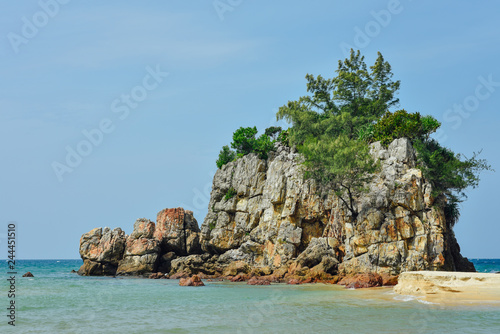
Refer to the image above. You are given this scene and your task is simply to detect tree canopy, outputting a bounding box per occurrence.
[214,49,492,227]
[276,49,492,225]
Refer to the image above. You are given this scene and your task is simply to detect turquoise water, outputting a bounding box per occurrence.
[1,259,499,333]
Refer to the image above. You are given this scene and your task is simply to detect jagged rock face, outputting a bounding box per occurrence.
[78,208,202,276]
[78,227,126,276]
[154,208,201,255]
[116,219,160,275]
[200,139,474,275]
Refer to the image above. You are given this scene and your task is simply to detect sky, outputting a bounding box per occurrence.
[1,0,499,259]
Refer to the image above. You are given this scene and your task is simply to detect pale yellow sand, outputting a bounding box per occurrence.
[394,271,500,304]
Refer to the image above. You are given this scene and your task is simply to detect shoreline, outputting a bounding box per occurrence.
[394,271,500,304]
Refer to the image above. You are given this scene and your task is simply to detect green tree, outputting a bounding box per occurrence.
[216,145,236,169]
[231,126,259,156]
[276,49,492,227]
[264,126,282,140]
[277,49,401,145]
[301,135,379,219]
[372,109,441,146]
[413,139,493,226]
[276,49,400,220]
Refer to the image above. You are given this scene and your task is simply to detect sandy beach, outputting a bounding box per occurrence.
[394,271,500,304]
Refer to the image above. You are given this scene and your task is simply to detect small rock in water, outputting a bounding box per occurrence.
[179,275,205,286]
[22,272,34,277]
[247,276,271,285]
[338,272,383,289]
[70,270,77,273]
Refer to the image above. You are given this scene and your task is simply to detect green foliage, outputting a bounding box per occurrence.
[275,49,492,226]
[277,129,289,146]
[357,123,374,142]
[301,134,380,218]
[216,145,236,169]
[216,126,283,167]
[264,126,282,140]
[276,49,397,218]
[254,133,275,160]
[413,139,493,219]
[224,187,237,201]
[372,110,440,146]
[443,201,460,227]
[231,127,259,156]
[209,222,216,230]
[277,49,401,145]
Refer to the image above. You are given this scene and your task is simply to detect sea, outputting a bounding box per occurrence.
[1,259,499,333]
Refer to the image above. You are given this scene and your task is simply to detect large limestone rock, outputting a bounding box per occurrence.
[78,227,126,276]
[154,208,201,255]
[77,138,473,279]
[199,139,474,276]
[116,219,160,275]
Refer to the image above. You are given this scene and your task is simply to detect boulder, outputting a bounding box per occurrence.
[247,276,271,285]
[230,274,249,282]
[78,227,126,276]
[117,219,160,276]
[338,273,383,289]
[154,208,201,255]
[149,272,168,279]
[170,254,218,276]
[22,272,34,277]
[179,275,205,287]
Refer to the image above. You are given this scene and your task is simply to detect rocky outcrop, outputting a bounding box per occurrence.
[199,138,474,278]
[77,209,200,276]
[78,227,126,276]
[22,272,34,277]
[154,208,201,255]
[116,219,159,275]
[78,138,474,282]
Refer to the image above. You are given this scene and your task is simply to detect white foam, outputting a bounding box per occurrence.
[393,294,417,302]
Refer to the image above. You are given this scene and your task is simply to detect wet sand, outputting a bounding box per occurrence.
[394,271,500,304]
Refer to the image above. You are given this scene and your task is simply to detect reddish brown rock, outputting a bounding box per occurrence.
[78,227,126,276]
[154,208,201,255]
[230,274,249,282]
[247,276,271,285]
[381,273,399,286]
[287,278,300,285]
[338,272,383,289]
[22,272,34,277]
[149,272,167,279]
[170,272,190,279]
[117,219,160,276]
[179,275,205,286]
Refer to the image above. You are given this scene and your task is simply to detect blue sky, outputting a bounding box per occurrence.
[1,0,499,259]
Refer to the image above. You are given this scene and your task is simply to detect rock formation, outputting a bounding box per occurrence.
[199,138,474,278]
[78,138,474,281]
[116,219,159,275]
[78,209,200,276]
[78,227,126,276]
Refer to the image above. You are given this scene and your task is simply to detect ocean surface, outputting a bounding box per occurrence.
[1,259,499,333]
